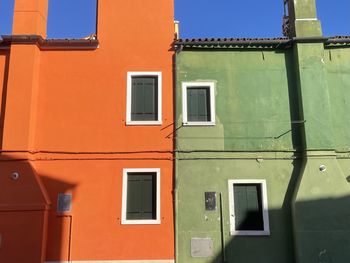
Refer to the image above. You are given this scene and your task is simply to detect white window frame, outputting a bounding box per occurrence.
[126,72,162,125]
[228,179,270,236]
[182,81,216,126]
[121,168,161,225]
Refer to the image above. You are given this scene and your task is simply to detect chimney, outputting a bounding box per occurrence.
[174,20,180,40]
[287,0,322,37]
[12,0,48,37]
[2,0,48,154]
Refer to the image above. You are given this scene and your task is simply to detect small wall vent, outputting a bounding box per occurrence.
[57,193,72,213]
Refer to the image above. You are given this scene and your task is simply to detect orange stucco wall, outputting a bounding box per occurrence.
[0,0,175,262]
[36,160,173,261]
[36,0,174,152]
[0,160,49,263]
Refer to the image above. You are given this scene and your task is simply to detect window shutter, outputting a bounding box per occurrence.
[187,88,199,121]
[233,184,264,231]
[141,174,157,219]
[126,175,143,219]
[126,173,157,220]
[143,77,157,119]
[131,76,158,121]
[187,87,210,122]
[197,88,209,121]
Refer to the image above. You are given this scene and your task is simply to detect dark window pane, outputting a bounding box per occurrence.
[187,87,211,122]
[126,172,157,220]
[234,184,263,231]
[131,76,158,121]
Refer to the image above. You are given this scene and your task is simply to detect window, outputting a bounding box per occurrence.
[122,168,160,224]
[182,82,215,125]
[126,72,162,125]
[228,180,269,235]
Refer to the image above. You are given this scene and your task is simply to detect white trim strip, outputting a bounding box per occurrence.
[296,18,317,21]
[46,260,174,263]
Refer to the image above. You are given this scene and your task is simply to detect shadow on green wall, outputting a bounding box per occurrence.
[284,50,305,152]
[209,193,350,263]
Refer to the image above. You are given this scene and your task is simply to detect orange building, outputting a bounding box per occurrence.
[0,0,175,262]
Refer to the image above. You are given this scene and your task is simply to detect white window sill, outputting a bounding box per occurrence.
[230,230,270,236]
[121,219,161,225]
[183,122,215,126]
[126,121,162,126]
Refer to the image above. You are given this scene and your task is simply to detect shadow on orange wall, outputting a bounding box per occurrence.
[0,157,77,263]
[41,175,77,261]
[0,51,10,149]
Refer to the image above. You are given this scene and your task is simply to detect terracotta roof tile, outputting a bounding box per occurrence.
[175,36,350,49]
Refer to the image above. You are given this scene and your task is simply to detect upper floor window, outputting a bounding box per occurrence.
[126,72,162,125]
[182,82,215,126]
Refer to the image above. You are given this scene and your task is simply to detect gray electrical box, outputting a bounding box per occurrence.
[57,193,72,213]
[191,238,214,257]
[205,192,216,211]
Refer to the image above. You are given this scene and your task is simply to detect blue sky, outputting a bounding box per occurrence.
[0,0,349,38]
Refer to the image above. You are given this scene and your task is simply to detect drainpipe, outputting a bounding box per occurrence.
[173,49,179,263]
[95,0,99,37]
[58,215,73,261]
[287,1,342,262]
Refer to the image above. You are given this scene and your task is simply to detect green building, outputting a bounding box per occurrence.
[174,0,350,262]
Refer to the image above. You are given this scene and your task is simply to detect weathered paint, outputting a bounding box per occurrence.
[176,49,299,152]
[288,1,350,261]
[175,1,350,262]
[176,158,298,263]
[325,47,350,151]
[0,0,174,262]
[290,43,350,260]
[175,49,298,262]
[287,0,322,37]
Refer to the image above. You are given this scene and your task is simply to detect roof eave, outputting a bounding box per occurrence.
[1,35,99,50]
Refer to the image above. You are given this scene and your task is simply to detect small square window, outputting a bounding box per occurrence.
[228,180,270,236]
[182,82,215,126]
[122,168,160,224]
[126,72,162,125]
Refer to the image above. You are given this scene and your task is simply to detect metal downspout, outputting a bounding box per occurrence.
[290,45,308,263]
[173,48,179,263]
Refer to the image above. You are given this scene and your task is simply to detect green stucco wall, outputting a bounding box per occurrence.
[175,44,350,263]
[325,47,350,151]
[176,50,300,152]
[176,157,298,263]
[175,49,298,263]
